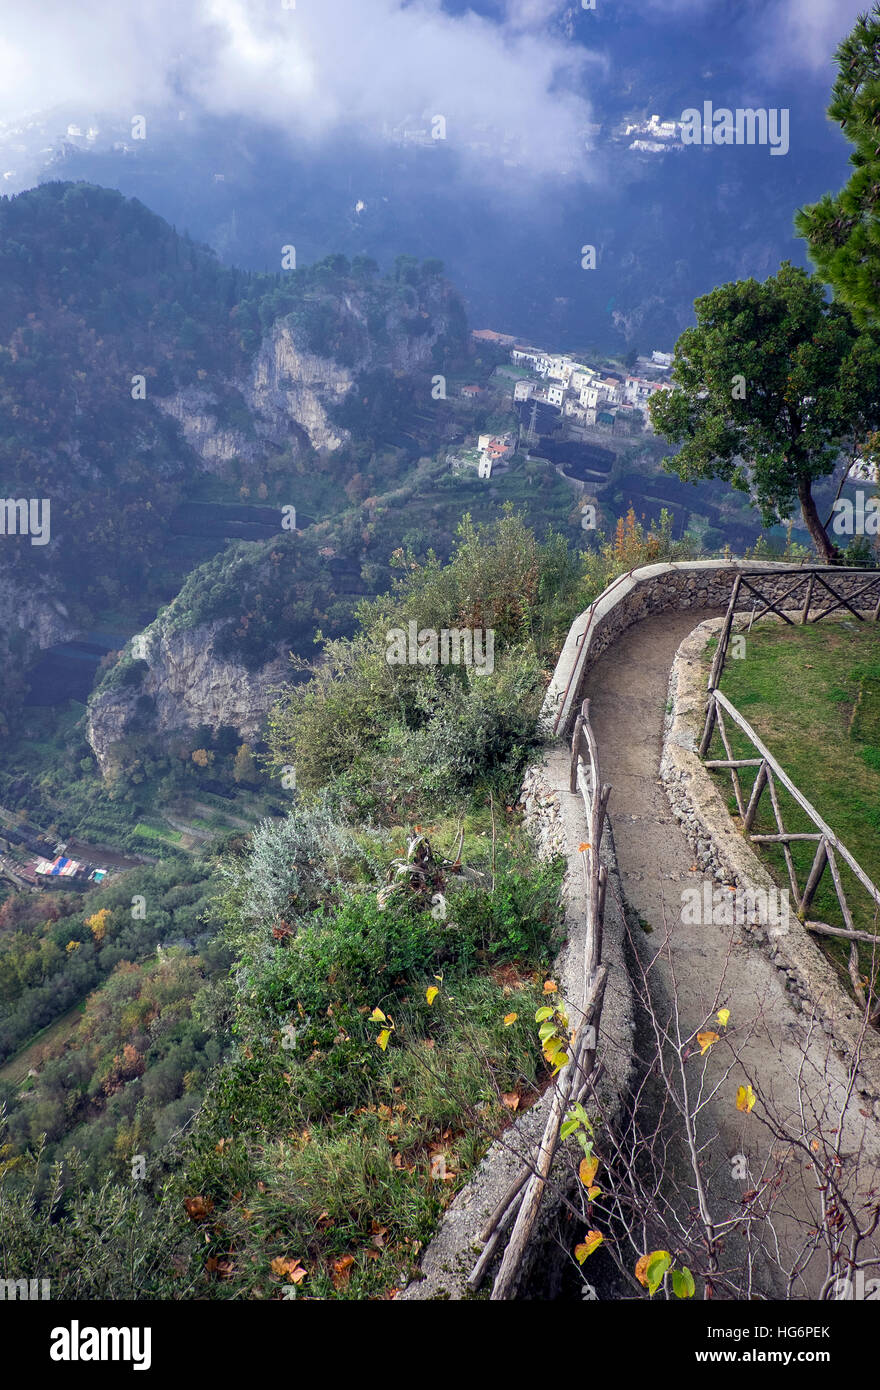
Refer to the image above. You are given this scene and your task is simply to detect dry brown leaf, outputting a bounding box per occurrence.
[270,1256,307,1283]
[184,1195,214,1222]
[332,1254,356,1288]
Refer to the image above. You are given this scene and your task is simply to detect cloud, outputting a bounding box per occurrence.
[638,0,865,74]
[0,0,599,182]
[761,0,865,73]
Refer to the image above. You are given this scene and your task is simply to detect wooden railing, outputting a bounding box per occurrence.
[470,699,611,1299]
[702,569,880,750]
[701,689,880,1018]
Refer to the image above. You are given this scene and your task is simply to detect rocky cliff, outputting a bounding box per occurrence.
[86,615,289,777]
[154,280,456,469]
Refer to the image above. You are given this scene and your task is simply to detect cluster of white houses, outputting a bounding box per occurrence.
[509,345,673,432]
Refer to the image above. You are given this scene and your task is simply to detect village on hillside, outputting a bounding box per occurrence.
[455,329,674,478]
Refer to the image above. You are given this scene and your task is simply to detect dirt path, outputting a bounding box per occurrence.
[582,611,880,1298]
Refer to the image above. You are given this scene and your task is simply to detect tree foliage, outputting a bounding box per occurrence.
[796,4,880,326]
[649,262,880,561]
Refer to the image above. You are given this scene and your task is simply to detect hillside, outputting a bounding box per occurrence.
[0,182,467,702]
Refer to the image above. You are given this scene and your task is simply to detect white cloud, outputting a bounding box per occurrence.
[0,0,599,181]
[639,0,865,73]
[761,0,865,72]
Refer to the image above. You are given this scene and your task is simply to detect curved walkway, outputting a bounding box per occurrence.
[582,610,880,1298]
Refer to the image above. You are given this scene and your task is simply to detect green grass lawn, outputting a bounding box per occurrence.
[705,620,880,994]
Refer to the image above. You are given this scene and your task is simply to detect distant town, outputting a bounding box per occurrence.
[456,329,674,477]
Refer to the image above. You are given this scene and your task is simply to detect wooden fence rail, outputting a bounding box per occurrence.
[471,699,611,1299]
[701,687,880,1019]
[701,569,880,755]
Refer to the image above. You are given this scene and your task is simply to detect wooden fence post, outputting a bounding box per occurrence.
[742,760,768,833]
[699,692,718,759]
[800,572,815,626]
[799,838,828,915]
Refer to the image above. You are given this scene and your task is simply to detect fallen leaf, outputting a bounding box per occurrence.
[184,1196,214,1222]
[426,985,439,1006]
[501,1092,520,1111]
[331,1254,356,1288]
[503,1012,518,1026]
[543,980,558,995]
[271,1256,307,1283]
[376,1028,392,1051]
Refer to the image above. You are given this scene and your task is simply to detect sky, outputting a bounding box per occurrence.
[0,0,870,352]
[0,0,868,183]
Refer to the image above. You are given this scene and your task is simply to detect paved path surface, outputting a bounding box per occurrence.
[582,611,880,1298]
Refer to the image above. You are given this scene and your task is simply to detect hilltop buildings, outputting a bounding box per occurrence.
[509,344,672,431]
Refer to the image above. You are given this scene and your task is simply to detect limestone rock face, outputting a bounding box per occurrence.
[86,617,288,776]
[154,287,454,469]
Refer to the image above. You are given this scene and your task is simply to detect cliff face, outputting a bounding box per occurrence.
[86,617,289,776]
[154,283,454,469]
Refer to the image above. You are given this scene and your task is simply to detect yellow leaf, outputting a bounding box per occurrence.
[574,1230,604,1263]
[736,1084,756,1114]
[503,1012,518,1026]
[578,842,592,853]
[579,1155,599,1189]
[369,1007,386,1023]
[717,1008,730,1028]
[426,986,439,1006]
[697,1030,719,1055]
[635,1253,650,1288]
[543,980,558,995]
[376,1029,392,1051]
[587,1186,601,1200]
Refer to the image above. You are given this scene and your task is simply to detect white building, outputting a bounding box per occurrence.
[546,355,574,385]
[652,350,673,367]
[513,379,533,402]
